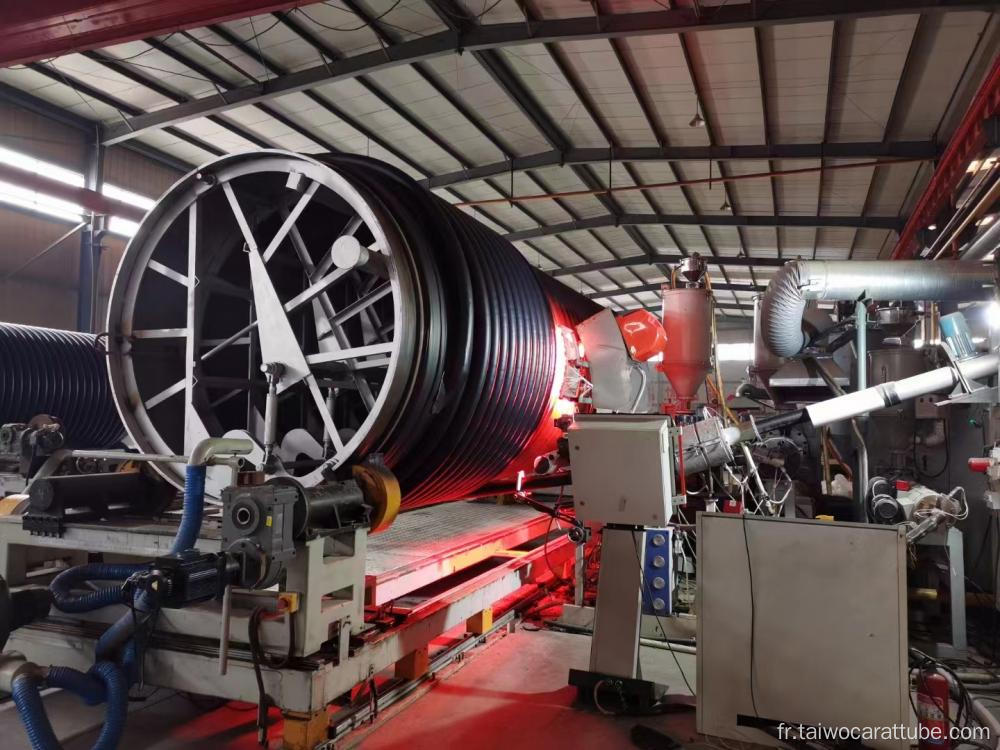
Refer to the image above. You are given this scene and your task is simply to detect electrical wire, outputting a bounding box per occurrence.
[297,0,405,33]
[106,34,178,62]
[914,418,951,479]
[248,606,296,746]
[194,16,285,47]
[425,0,508,21]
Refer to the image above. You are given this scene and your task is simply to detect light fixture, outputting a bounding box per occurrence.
[689,100,705,128]
[720,198,732,212]
[978,215,996,227]
[927,223,937,231]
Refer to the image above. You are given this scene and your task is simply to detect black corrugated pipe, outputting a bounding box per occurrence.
[0,323,124,447]
[760,260,995,358]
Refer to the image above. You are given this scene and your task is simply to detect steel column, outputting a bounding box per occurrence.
[77,131,105,333]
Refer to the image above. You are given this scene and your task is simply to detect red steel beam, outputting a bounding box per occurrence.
[891,53,1000,259]
[0,0,318,68]
[0,162,147,223]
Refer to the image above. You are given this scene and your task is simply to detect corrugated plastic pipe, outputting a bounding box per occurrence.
[760,260,995,358]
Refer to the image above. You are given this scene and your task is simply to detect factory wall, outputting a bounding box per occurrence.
[0,98,183,330]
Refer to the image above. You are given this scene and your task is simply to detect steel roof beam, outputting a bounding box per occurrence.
[505,213,902,241]
[0,81,198,175]
[550,253,785,277]
[589,281,762,299]
[78,50,277,151]
[99,0,992,144]
[22,62,225,161]
[754,26,782,260]
[812,20,841,260]
[421,0,657,295]
[635,302,753,313]
[676,32,759,300]
[269,8,626,306]
[135,38,343,153]
[849,14,925,259]
[418,141,938,188]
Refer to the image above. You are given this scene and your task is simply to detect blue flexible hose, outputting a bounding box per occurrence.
[13,663,129,750]
[46,666,105,705]
[12,674,61,750]
[88,662,128,750]
[173,464,207,555]
[49,564,144,614]
[95,464,208,666]
[25,463,212,749]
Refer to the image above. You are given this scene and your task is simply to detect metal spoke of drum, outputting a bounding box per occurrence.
[284,211,377,409]
[223,182,346,452]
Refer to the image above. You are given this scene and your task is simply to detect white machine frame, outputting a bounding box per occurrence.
[0,502,571,743]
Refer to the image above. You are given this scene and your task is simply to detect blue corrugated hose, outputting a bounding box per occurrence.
[49,563,143,614]
[95,464,208,665]
[12,661,127,750]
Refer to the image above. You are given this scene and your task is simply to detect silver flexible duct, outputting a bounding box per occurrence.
[760,260,994,357]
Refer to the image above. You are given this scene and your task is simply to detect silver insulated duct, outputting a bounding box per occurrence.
[760,260,995,358]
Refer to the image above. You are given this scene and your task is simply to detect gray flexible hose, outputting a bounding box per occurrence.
[760,260,994,358]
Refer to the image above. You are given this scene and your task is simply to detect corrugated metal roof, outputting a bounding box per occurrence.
[0,0,996,318]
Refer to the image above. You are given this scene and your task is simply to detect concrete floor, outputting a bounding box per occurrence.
[0,628,698,750]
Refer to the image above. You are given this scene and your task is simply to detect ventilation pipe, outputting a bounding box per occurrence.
[961,219,1000,261]
[760,261,995,358]
[679,352,1000,476]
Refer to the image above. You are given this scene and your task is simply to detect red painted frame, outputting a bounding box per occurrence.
[890,54,1000,260]
[1,0,316,68]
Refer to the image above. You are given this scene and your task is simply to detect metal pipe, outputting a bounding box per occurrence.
[740,443,769,501]
[807,353,1000,428]
[188,437,254,467]
[760,260,994,357]
[856,300,867,391]
[922,163,999,260]
[961,217,1000,261]
[931,175,1000,260]
[638,639,697,655]
[854,300,868,518]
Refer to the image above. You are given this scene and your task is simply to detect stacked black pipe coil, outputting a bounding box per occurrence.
[319,156,598,508]
[0,323,125,448]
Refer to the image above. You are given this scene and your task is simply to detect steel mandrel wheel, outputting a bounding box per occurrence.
[107,151,597,508]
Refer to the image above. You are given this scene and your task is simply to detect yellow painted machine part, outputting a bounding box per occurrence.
[353,463,401,533]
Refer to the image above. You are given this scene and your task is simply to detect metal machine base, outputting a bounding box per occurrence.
[568,668,668,713]
[0,502,574,736]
